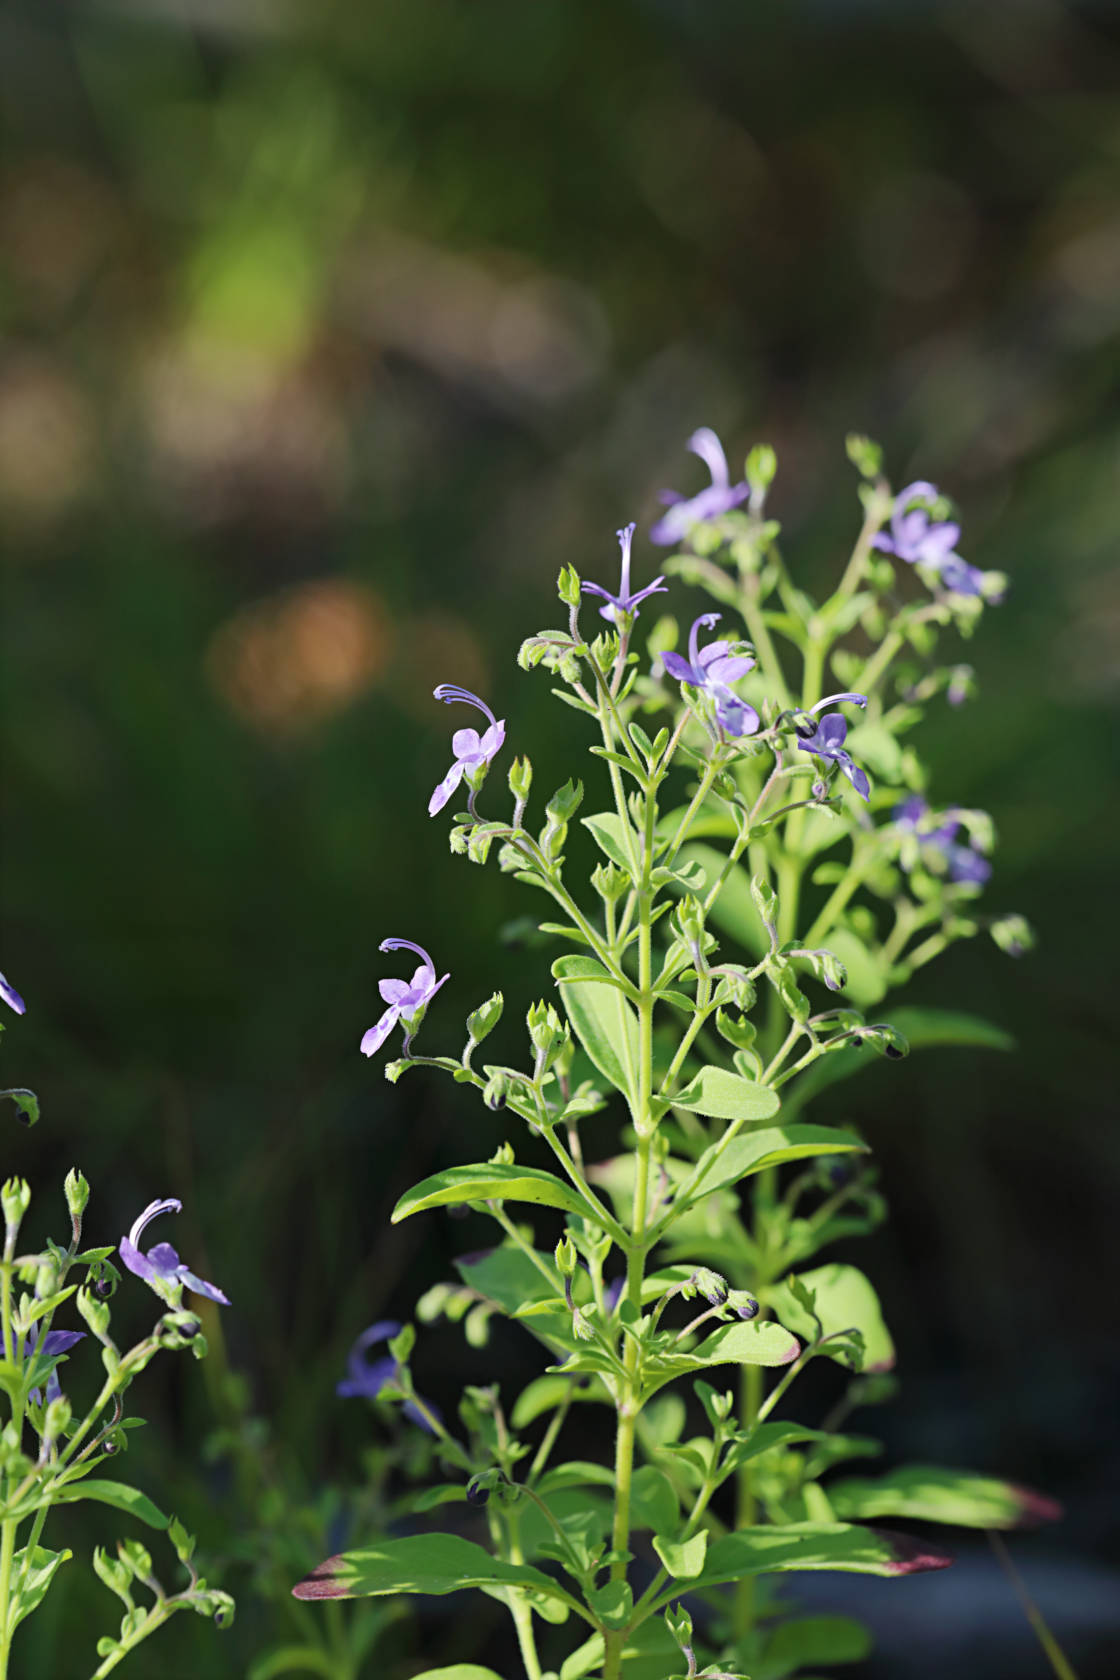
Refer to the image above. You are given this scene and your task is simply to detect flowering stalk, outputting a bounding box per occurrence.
[297,429,1066,1680]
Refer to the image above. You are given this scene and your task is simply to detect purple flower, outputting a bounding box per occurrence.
[336,1320,438,1433]
[581,522,667,625]
[661,613,759,738]
[894,797,991,885]
[873,480,992,600]
[429,686,506,817]
[360,937,448,1058]
[650,428,749,547]
[119,1198,230,1305]
[25,1328,85,1404]
[798,710,870,800]
[0,971,25,1015]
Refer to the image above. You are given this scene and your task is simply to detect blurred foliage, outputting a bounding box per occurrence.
[1,0,1118,1673]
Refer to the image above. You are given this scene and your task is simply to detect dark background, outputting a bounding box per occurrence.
[2,1,1118,1675]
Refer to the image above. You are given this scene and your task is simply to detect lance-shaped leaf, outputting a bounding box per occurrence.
[555,954,639,1106]
[671,1066,779,1122]
[656,1523,952,1598]
[7,1546,71,1633]
[828,1465,1062,1530]
[769,1264,894,1373]
[686,1124,867,1201]
[43,1480,169,1529]
[580,812,637,874]
[292,1534,568,1604]
[392,1164,591,1225]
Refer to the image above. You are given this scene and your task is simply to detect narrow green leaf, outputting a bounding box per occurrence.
[555,953,640,1105]
[51,1480,169,1529]
[291,1534,566,1604]
[672,1066,779,1122]
[392,1164,591,1225]
[9,1546,71,1631]
[828,1465,1062,1530]
[668,1523,952,1594]
[690,1320,800,1369]
[687,1124,867,1200]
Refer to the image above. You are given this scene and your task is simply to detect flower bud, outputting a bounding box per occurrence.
[591,862,629,905]
[482,1069,509,1110]
[728,1290,760,1321]
[527,1001,564,1068]
[466,992,504,1048]
[64,1169,90,1224]
[76,1286,111,1339]
[845,433,883,480]
[715,1009,757,1052]
[693,1268,729,1307]
[665,1600,694,1654]
[991,913,1033,959]
[554,1235,578,1278]
[557,565,582,608]
[42,1396,72,1444]
[745,443,777,505]
[2,1177,31,1242]
[750,876,778,934]
[508,756,533,804]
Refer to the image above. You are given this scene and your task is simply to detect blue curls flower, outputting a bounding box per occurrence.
[894,796,991,885]
[873,480,991,600]
[581,522,667,625]
[661,613,759,738]
[429,686,506,817]
[0,970,25,1015]
[361,937,448,1058]
[336,1320,439,1433]
[119,1198,229,1305]
[796,696,870,800]
[25,1328,85,1404]
[650,428,749,547]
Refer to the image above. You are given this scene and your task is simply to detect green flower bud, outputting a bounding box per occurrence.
[745,443,777,503]
[557,564,582,608]
[750,875,778,934]
[64,1168,90,1224]
[715,1009,757,1052]
[591,862,629,904]
[508,756,533,803]
[2,1177,31,1242]
[554,1235,578,1278]
[991,913,1033,958]
[545,778,584,823]
[845,433,883,480]
[466,992,504,1048]
[92,1546,134,1604]
[76,1286,111,1339]
[42,1396,72,1443]
[665,1601,694,1652]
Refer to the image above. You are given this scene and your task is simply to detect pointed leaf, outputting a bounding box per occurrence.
[828,1465,1062,1530]
[292,1534,566,1604]
[690,1320,800,1369]
[392,1164,590,1224]
[672,1066,779,1122]
[8,1546,71,1631]
[555,954,640,1105]
[671,1523,952,1594]
[652,1529,708,1578]
[770,1264,894,1373]
[49,1480,169,1529]
[688,1124,867,1200]
[580,813,636,874]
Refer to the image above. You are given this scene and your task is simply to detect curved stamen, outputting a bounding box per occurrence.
[688,612,721,672]
[810,692,868,715]
[127,1197,182,1249]
[432,685,497,729]
[615,522,636,599]
[379,937,435,974]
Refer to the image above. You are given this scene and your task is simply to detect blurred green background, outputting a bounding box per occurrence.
[2,0,1118,1675]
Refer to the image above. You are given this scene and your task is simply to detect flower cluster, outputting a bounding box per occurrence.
[895,795,992,885]
[873,480,989,599]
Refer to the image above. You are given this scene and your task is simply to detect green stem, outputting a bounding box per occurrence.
[988,1532,1081,1680]
[802,843,874,946]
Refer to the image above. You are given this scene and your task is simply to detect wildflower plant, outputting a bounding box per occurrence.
[0,999,233,1676]
[296,432,1055,1680]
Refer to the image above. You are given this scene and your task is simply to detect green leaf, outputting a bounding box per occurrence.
[510,1374,609,1429]
[689,1320,800,1369]
[671,1066,779,1122]
[8,1546,71,1632]
[50,1480,169,1529]
[580,813,637,873]
[392,1164,591,1224]
[757,1614,872,1679]
[687,1124,867,1200]
[555,954,640,1105]
[827,1465,1061,1530]
[770,1264,894,1373]
[408,1671,508,1680]
[651,1529,708,1578]
[722,1421,830,1474]
[292,1534,568,1604]
[629,1466,679,1535]
[248,1647,345,1680]
[680,845,768,955]
[671,1523,952,1594]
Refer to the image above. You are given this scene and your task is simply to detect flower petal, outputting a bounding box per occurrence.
[379,977,411,1006]
[428,759,465,816]
[178,1267,231,1306]
[477,720,506,759]
[118,1235,161,1289]
[0,971,26,1015]
[451,727,482,760]
[660,650,696,683]
[360,1004,401,1058]
[687,426,731,489]
[843,760,871,800]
